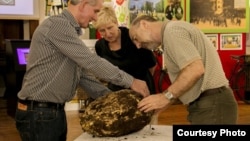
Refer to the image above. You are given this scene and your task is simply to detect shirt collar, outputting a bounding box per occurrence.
[62,9,82,35]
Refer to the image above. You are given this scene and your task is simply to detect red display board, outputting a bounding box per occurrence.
[219,33,246,100]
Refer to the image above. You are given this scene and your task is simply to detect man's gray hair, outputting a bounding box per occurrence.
[69,0,98,6]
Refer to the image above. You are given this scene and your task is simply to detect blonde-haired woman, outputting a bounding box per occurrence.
[94,5,158,125]
[93,6,157,94]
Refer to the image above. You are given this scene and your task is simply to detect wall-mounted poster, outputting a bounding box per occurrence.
[114,0,130,27]
[164,0,185,21]
[220,33,242,50]
[129,0,165,25]
[186,0,249,33]
[103,0,130,27]
[205,34,219,50]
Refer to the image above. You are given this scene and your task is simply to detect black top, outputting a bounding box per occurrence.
[95,27,156,93]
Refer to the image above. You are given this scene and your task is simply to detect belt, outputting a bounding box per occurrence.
[189,86,228,105]
[18,99,65,110]
[200,86,228,98]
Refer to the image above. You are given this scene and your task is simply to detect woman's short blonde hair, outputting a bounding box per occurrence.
[93,5,118,29]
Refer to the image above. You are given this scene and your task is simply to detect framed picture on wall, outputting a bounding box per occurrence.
[205,34,218,50]
[186,0,249,33]
[129,0,165,25]
[164,0,185,21]
[220,33,242,50]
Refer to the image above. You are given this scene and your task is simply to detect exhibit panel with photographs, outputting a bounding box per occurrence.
[205,34,219,50]
[186,0,249,33]
[129,0,166,24]
[220,33,242,50]
[103,0,130,27]
[165,0,185,21]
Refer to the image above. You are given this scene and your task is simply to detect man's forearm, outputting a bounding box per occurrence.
[166,59,204,98]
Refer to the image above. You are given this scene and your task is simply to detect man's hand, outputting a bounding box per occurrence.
[130,79,150,97]
[138,94,170,112]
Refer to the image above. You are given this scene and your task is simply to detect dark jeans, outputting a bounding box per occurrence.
[187,87,238,124]
[15,104,67,141]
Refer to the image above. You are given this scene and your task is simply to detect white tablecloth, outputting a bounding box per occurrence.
[74,125,172,141]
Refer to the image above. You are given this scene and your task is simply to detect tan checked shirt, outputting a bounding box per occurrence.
[161,20,229,105]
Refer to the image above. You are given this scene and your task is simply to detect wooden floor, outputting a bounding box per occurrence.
[0,97,249,141]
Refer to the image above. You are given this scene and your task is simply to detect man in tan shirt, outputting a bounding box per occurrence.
[129,15,238,124]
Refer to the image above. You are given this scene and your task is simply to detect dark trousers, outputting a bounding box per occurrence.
[187,87,238,124]
[15,101,67,141]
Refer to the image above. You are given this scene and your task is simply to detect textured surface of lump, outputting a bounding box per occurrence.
[80,89,153,137]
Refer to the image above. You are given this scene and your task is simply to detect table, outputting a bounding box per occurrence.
[74,125,172,141]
